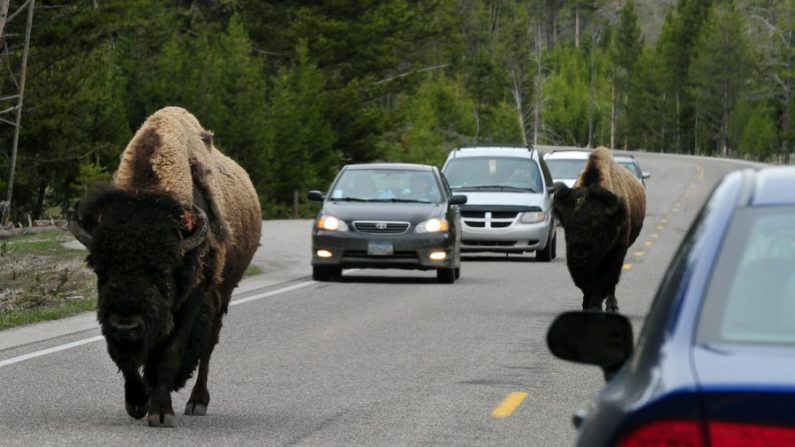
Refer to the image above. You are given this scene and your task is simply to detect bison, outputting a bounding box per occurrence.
[68,106,262,427]
[552,147,646,312]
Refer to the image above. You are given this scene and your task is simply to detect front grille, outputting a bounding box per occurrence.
[462,210,519,229]
[353,221,410,234]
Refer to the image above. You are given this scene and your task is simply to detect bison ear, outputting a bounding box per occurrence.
[180,205,208,253]
[597,190,622,216]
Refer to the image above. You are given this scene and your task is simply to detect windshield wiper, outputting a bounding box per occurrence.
[373,198,434,203]
[333,197,373,202]
[453,185,537,193]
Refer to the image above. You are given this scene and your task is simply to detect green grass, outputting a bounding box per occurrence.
[245,264,262,276]
[0,297,96,331]
[0,229,97,330]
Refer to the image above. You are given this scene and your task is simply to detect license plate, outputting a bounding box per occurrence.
[367,241,394,256]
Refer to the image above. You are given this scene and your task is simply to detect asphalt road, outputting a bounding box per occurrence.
[0,152,764,446]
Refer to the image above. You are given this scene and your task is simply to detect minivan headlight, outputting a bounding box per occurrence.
[520,211,546,223]
[317,215,349,231]
[415,218,449,233]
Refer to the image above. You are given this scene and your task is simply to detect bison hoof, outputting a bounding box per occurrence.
[147,411,176,428]
[126,401,149,419]
[184,402,207,416]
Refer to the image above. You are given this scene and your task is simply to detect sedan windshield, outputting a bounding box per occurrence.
[545,159,587,180]
[329,169,442,203]
[698,208,795,345]
[444,157,542,192]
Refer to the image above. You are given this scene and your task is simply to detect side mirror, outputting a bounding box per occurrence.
[547,311,634,381]
[307,190,325,202]
[449,194,467,205]
[641,171,651,179]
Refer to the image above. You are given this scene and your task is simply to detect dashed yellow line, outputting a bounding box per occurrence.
[633,251,645,257]
[623,263,633,271]
[651,233,659,240]
[491,392,529,418]
[644,241,653,247]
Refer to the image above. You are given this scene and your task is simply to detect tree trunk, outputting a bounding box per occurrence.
[533,21,543,146]
[610,81,616,149]
[0,0,10,42]
[575,4,580,49]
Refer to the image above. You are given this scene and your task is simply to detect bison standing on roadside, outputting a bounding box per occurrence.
[68,106,262,427]
[552,147,646,312]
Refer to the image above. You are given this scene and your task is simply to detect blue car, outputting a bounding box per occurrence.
[547,166,795,446]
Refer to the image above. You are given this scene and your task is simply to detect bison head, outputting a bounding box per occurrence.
[553,184,627,271]
[68,186,208,358]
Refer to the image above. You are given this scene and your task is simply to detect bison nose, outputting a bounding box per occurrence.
[108,315,144,342]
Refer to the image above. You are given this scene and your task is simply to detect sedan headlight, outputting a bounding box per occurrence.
[317,215,349,231]
[520,211,546,224]
[415,218,449,233]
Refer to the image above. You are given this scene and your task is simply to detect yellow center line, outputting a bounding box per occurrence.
[651,233,659,239]
[644,241,653,247]
[491,392,529,418]
[633,251,645,257]
[657,225,664,230]
[623,263,633,270]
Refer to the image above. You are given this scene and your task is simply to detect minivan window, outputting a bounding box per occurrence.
[443,157,542,192]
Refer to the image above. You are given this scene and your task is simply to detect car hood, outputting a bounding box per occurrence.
[322,200,446,222]
[452,191,546,209]
[692,344,795,388]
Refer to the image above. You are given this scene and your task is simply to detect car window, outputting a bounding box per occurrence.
[545,158,587,180]
[443,157,542,191]
[617,160,642,179]
[330,169,442,202]
[698,208,795,345]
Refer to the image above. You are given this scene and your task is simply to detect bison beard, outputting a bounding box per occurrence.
[67,107,261,427]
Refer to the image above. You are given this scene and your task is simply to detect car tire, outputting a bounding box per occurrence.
[437,267,455,284]
[536,229,555,262]
[313,265,341,281]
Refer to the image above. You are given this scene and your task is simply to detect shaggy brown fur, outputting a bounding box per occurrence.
[70,106,261,427]
[114,106,262,286]
[574,147,646,246]
[553,147,646,312]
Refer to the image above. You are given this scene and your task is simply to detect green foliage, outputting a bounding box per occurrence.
[689,2,752,155]
[0,0,789,223]
[265,41,338,218]
[70,160,112,193]
[543,46,592,145]
[740,102,778,161]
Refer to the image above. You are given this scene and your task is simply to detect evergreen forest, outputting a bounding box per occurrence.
[0,0,792,220]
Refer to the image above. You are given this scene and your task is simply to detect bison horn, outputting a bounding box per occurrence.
[66,204,93,248]
[181,204,208,253]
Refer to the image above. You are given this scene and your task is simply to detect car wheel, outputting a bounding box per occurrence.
[437,267,455,284]
[454,266,461,279]
[536,229,554,262]
[313,265,341,281]
[550,230,557,259]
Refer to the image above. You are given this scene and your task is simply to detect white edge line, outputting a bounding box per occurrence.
[0,280,318,369]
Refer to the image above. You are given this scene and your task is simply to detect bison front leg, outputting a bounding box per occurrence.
[185,355,211,416]
[108,349,149,419]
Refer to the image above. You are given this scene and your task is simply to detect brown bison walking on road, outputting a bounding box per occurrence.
[68,107,262,427]
[552,147,646,312]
